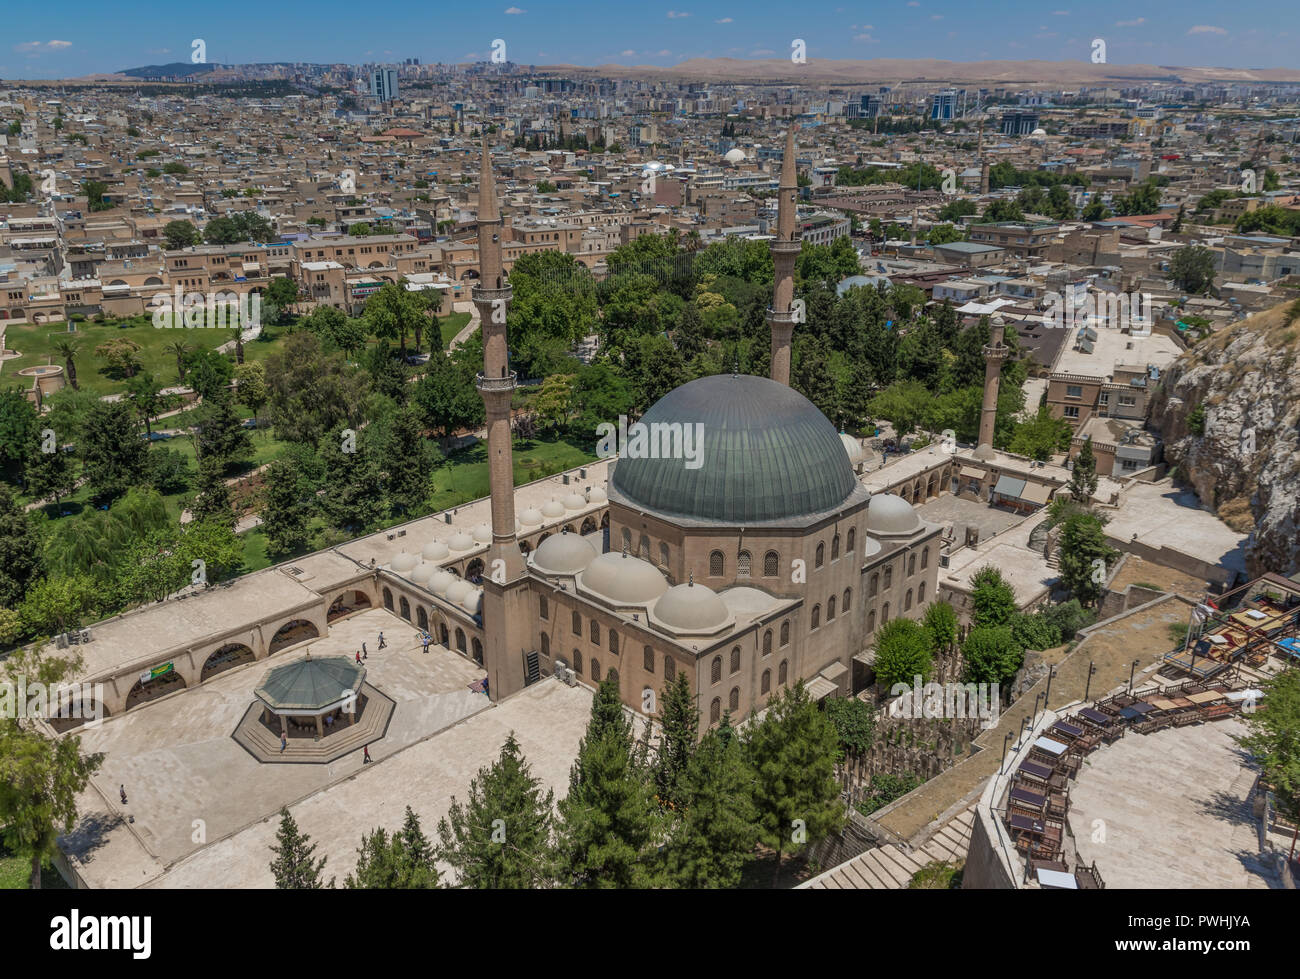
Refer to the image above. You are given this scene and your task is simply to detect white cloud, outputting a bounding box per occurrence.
[657,49,672,56]
[716,16,733,23]
[47,40,72,49]
[930,13,943,19]
[854,34,879,43]
[14,40,72,54]
[1116,17,1145,27]
[1188,25,1227,35]
[667,9,690,17]
[621,49,636,56]
[907,1,920,6]
[505,6,526,13]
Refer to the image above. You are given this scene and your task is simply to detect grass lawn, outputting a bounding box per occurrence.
[440,311,473,349]
[0,843,68,890]
[428,433,596,512]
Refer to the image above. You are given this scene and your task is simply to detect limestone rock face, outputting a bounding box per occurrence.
[1149,304,1300,577]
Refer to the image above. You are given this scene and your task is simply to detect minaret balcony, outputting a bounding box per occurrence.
[982,344,1009,361]
[769,239,802,256]
[472,284,513,304]
[766,307,800,324]
[476,371,518,393]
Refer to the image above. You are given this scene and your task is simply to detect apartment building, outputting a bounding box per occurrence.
[967,221,1061,259]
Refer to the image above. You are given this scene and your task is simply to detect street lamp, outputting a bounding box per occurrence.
[1044,666,1057,713]
[1001,731,1014,774]
[1084,661,1097,703]
[1128,658,1140,695]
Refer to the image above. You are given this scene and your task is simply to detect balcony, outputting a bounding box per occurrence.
[476,371,517,393]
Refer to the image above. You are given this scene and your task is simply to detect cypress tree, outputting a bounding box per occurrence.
[653,671,698,811]
[269,807,331,888]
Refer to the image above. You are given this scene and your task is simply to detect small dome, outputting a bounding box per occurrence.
[448,532,474,551]
[541,498,566,518]
[1031,127,1047,137]
[461,587,482,615]
[581,551,669,605]
[865,493,920,535]
[653,580,729,632]
[409,562,435,584]
[586,486,608,504]
[391,551,419,572]
[520,506,544,526]
[445,579,472,605]
[532,532,598,575]
[840,432,865,465]
[563,493,586,511]
[422,539,449,561]
[430,569,455,596]
[472,523,492,543]
[723,147,746,164]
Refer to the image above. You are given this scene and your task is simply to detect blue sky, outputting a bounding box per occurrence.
[2,1,1294,78]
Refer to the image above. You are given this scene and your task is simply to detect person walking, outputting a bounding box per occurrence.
[280,732,287,754]
[363,745,372,764]
[362,641,367,659]
[377,631,387,650]
[119,785,128,805]
[422,632,430,654]
[355,649,362,665]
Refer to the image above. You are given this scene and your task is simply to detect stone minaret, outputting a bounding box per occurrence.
[972,314,1009,461]
[767,126,800,386]
[472,133,528,699]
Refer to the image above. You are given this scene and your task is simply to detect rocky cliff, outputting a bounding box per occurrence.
[1150,301,1300,577]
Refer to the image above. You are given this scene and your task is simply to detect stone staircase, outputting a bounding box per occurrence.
[801,805,975,889]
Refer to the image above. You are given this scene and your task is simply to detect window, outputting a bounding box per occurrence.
[869,573,879,597]
[832,535,840,561]
[610,630,620,653]
[779,660,789,685]
[399,597,410,620]
[709,551,725,577]
[738,551,751,578]
[780,621,790,646]
[664,657,676,682]
[540,595,549,620]
[590,620,600,645]
[572,610,582,637]
[918,581,926,602]
[905,588,913,611]
[640,535,651,561]
[383,588,393,610]
[608,668,619,691]
[867,609,876,633]
[763,630,772,657]
[843,588,851,612]
[1064,406,1080,419]
[882,602,890,624]
[884,566,893,590]
[710,698,721,724]
[1066,384,1083,399]
[815,542,825,568]
[541,633,550,657]
[921,546,929,570]
[711,656,722,684]
[908,553,916,577]
[643,645,654,672]
[828,596,837,621]
[1118,395,1137,407]
[811,605,821,629]
[761,670,771,694]
[847,528,855,553]
[456,628,466,652]
[764,550,779,577]
[729,687,740,711]
[660,542,669,569]
[622,528,632,552]
[730,646,741,674]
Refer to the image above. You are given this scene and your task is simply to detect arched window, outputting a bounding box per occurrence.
[763,630,773,657]
[843,588,851,613]
[827,595,836,621]
[884,566,893,590]
[571,610,582,637]
[710,698,721,724]
[622,528,632,552]
[640,534,651,561]
[764,550,779,577]
[905,588,913,611]
[869,573,879,597]
[711,656,722,684]
[591,658,600,681]
[908,553,916,577]
[729,687,740,711]
[730,646,741,674]
[608,668,619,691]
[811,604,821,629]
[455,628,466,652]
[832,534,840,560]
[882,602,890,624]
[709,550,724,577]
[921,546,929,570]
[539,594,549,619]
[609,630,619,654]
[847,528,856,552]
[472,638,483,665]
[643,645,654,672]
[867,609,876,633]
[439,623,449,646]
[779,659,789,685]
[738,550,751,577]
[761,669,771,694]
[417,607,428,631]
[573,649,583,673]
[399,596,411,620]
[664,657,676,682]
[590,620,600,645]
[918,581,926,603]
[660,542,669,569]
[780,621,790,646]
[541,633,550,656]
[816,542,825,568]
[383,587,393,611]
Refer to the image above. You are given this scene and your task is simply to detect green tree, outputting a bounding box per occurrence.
[18,574,98,639]
[0,488,43,610]
[1010,405,1074,461]
[438,733,556,888]
[1057,511,1120,607]
[653,671,698,811]
[193,391,253,469]
[961,625,1024,687]
[24,438,76,506]
[162,219,199,250]
[873,617,934,689]
[1170,244,1217,295]
[743,681,845,883]
[79,398,147,501]
[373,405,434,515]
[1069,437,1098,502]
[363,281,426,356]
[921,600,959,656]
[261,451,317,555]
[319,426,385,533]
[823,697,876,756]
[970,565,1018,628]
[0,390,39,484]
[534,374,574,430]
[269,807,331,888]
[234,361,268,425]
[1238,669,1300,822]
[191,454,234,529]
[52,338,81,391]
[264,332,370,445]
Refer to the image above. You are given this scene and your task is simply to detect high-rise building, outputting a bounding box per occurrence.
[370,68,399,102]
[1001,110,1040,135]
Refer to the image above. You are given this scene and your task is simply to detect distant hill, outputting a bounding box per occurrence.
[118,62,217,79]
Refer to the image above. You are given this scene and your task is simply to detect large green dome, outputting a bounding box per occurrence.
[609,374,858,524]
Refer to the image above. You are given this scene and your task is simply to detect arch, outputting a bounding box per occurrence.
[918,581,926,603]
[900,484,910,503]
[711,656,722,684]
[455,628,466,652]
[591,658,601,681]
[639,534,651,561]
[539,594,549,620]
[581,516,597,535]
[519,539,532,556]
[664,656,676,682]
[921,546,930,570]
[779,659,789,685]
[882,602,890,624]
[328,589,371,621]
[573,649,583,674]
[828,595,836,621]
[729,686,740,711]
[600,511,610,530]
[383,587,394,611]
[590,619,600,646]
[763,629,773,657]
[125,670,187,711]
[738,550,751,577]
[927,475,937,499]
[761,669,771,694]
[607,630,619,654]
[780,621,790,646]
[643,645,654,673]
[399,596,411,620]
[905,588,913,611]
[466,558,484,582]
[659,542,670,569]
[564,524,576,535]
[764,550,779,577]
[847,528,856,553]
[832,534,840,561]
[709,550,724,577]
[815,542,825,568]
[417,607,429,631]
[868,609,876,633]
[201,642,254,682]
[269,619,318,653]
[608,667,619,691]
[622,528,632,552]
[843,588,851,613]
[537,531,552,545]
[439,621,449,646]
[472,637,483,665]
[884,566,893,590]
[869,573,879,597]
[730,646,741,674]
[811,604,821,629]
[710,697,721,725]
[541,632,550,657]
[48,692,111,734]
[571,610,582,637]
[908,553,916,577]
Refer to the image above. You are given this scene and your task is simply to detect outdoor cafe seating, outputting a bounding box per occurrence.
[1074,706,1124,743]
[1028,735,1081,778]
[1009,812,1064,862]
[1009,784,1049,821]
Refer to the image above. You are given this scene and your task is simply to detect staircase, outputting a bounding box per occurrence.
[801,805,976,889]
